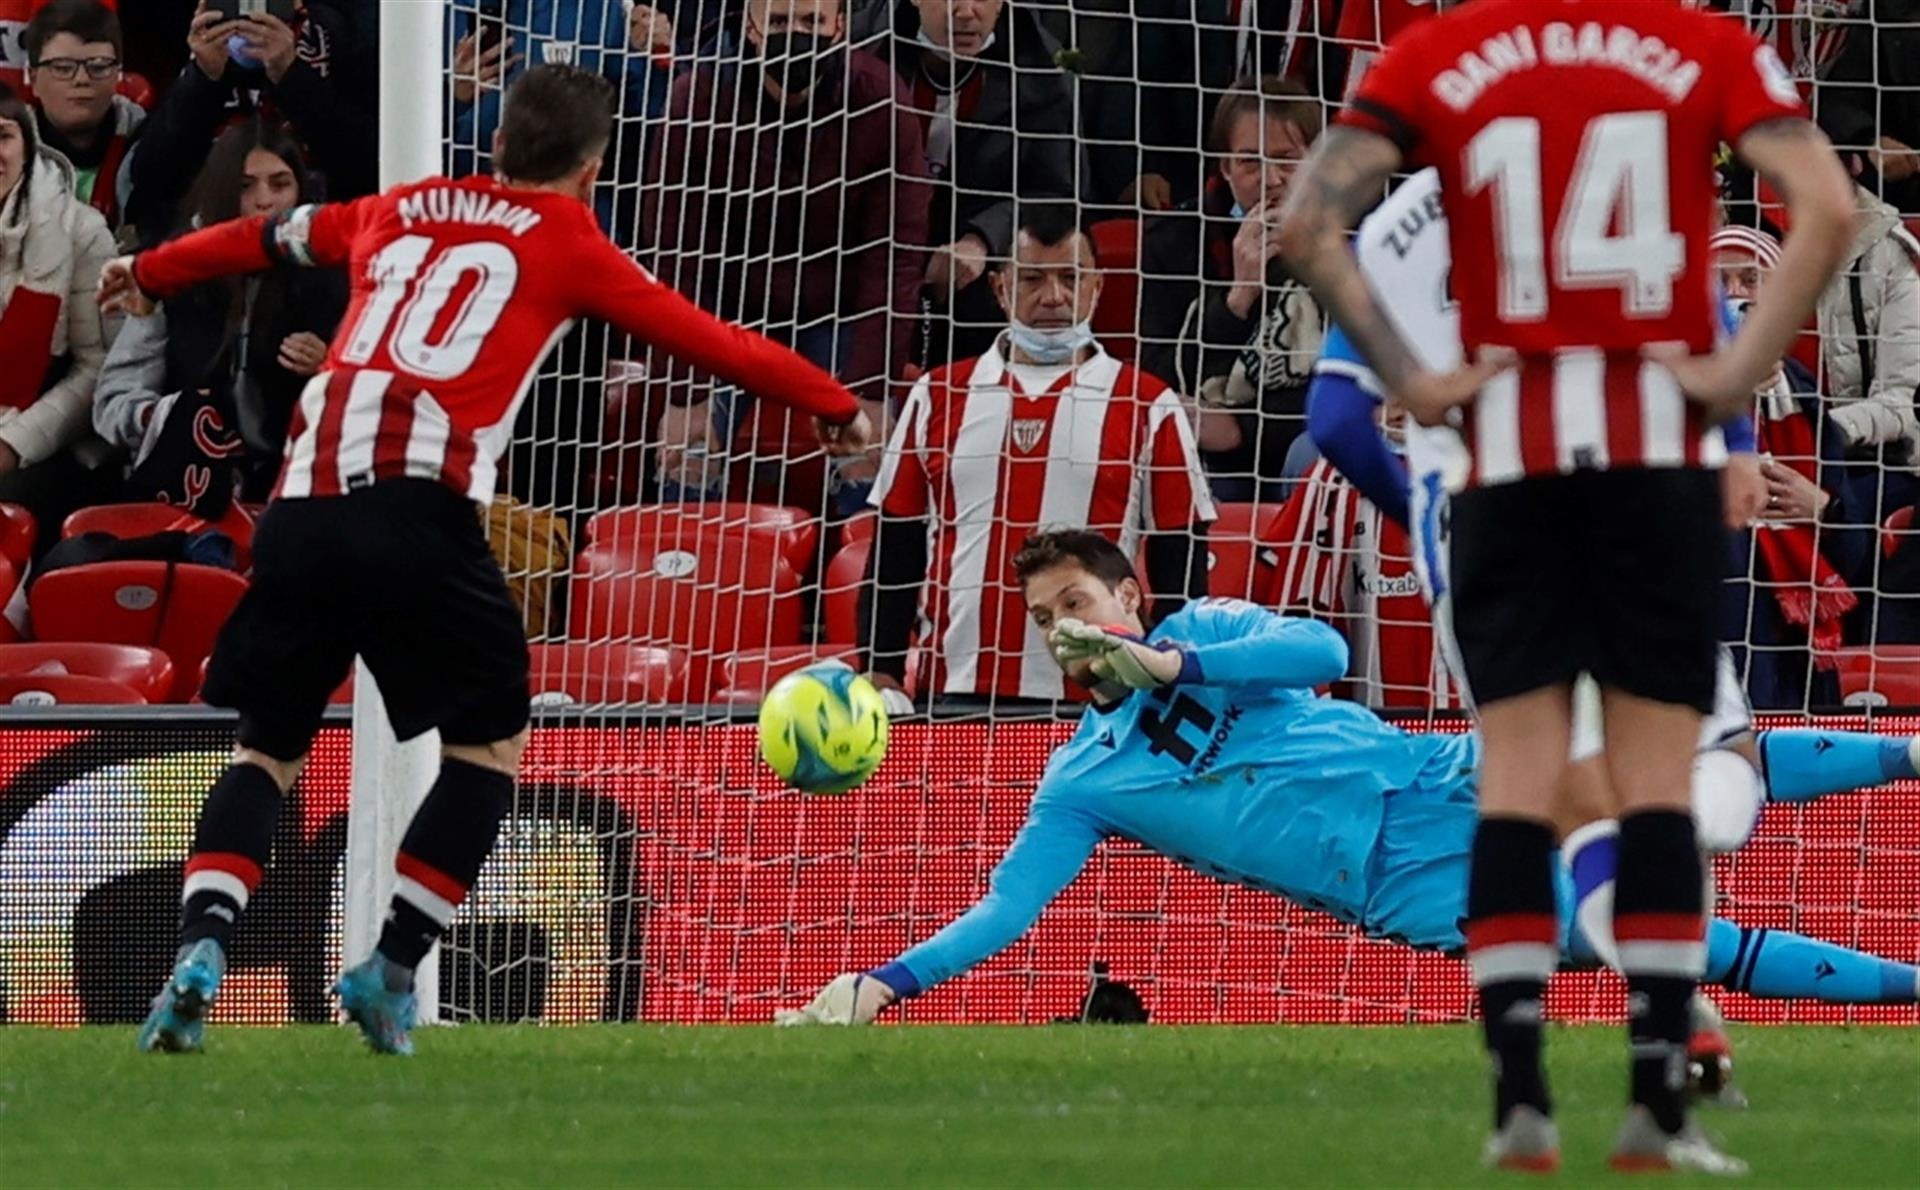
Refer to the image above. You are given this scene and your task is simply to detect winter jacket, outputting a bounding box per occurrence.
[94,262,347,499]
[34,93,144,237]
[643,48,930,405]
[1818,186,1920,451]
[0,147,117,467]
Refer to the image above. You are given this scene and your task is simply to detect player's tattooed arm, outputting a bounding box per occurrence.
[1276,128,1415,385]
[1277,129,1505,425]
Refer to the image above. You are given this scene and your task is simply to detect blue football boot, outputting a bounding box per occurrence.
[136,938,226,1053]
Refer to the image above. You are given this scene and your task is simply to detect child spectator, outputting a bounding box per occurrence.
[22,0,141,237]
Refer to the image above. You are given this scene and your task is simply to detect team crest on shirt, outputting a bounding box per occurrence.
[1010,418,1048,454]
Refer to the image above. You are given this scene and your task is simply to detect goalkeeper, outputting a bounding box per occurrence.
[779,528,1920,1026]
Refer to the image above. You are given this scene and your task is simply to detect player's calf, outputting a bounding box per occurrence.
[336,737,520,1052]
[142,750,301,1053]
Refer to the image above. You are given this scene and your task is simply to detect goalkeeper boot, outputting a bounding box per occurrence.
[1688,994,1747,1109]
[137,938,226,1054]
[333,956,417,1056]
[1481,1105,1561,1174]
[1608,1107,1748,1176]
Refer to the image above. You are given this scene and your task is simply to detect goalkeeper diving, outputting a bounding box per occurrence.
[778,529,1920,1027]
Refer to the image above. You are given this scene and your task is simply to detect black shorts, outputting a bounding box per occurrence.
[203,480,530,760]
[1447,468,1723,713]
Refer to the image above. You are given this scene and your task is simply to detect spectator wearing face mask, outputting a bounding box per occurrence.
[861,202,1213,712]
[851,0,1084,363]
[1138,76,1325,501]
[20,0,141,238]
[1709,223,1879,708]
[643,0,929,515]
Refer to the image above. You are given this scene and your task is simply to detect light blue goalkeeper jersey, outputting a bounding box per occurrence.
[886,599,1480,993]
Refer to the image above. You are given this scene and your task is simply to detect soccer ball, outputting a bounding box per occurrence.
[757,661,890,794]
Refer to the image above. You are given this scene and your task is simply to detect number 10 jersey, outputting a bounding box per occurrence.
[132,174,858,503]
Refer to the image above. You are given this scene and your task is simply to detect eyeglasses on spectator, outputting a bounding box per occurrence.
[33,57,122,82]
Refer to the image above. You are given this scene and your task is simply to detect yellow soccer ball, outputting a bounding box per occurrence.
[757,661,890,794]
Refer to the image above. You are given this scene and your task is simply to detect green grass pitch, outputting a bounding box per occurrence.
[2,1025,1915,1187]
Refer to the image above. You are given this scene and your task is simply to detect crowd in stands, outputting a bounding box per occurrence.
[1,0,1919,713]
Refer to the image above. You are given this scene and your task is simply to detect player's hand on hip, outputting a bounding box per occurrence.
[1049,618,1183,689]
[1389,348,1515,427]
[97,256,154,317]
[774,972,896,1026]
[816,408,873,457]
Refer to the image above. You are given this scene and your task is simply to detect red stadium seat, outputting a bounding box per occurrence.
[0,642,175,702]
[715,645,861,703]
[0,502,35,571]
[585,503,818,579]
[30,563,248,701]
[529,642,688,705]
[569,533,804,700]
[1205,502,1286,601]
[0,673,147,705]
[1883,506,1915,559]
[821,536,871,645]
[841,510,877,547]
[1089,218,1142,362]
[1832,647,1920,708]
[63,503,255,571]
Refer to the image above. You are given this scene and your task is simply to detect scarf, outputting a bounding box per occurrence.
[1754,409,1857,663]
[0,159,77,410]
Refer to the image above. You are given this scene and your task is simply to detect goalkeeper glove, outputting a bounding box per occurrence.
[1048,618,1188,690]
[773,972,898,1026]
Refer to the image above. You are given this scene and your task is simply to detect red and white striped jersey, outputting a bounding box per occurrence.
[132,175,857,504]
[871,342,1215,701]
[1259,459,1461,710]
[1339,0,1806,488]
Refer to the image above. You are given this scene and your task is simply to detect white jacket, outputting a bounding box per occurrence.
[1819,186,1920,450]
[0,147,118,466]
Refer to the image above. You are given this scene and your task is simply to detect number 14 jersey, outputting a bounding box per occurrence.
[1339,0,1805,487]
[132,175,857,503]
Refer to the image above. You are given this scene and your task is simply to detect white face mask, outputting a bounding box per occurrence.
[916,26,996,60]
[1007,320,1094,365]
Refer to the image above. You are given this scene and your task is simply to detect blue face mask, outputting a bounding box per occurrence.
[1007,320,1094,365]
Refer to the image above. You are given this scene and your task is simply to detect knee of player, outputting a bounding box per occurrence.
[1692,747,1765,854]
[232,746,305,793]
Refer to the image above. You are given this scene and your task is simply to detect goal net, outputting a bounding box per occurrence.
[318,0,1920,1027]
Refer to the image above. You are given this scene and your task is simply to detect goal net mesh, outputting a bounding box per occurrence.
[384,0,1920,1025]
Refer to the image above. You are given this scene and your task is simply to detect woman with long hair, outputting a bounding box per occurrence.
[95,117,347,507]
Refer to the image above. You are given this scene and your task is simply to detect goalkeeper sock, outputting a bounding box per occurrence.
[375,759,513,981]
[1614,810,1705,1136]
[1706,920,1919,1003]
[1761,729,1916,803]
[179,762,285,951]
[1465,816,1558,1128]
[1564,819,1621,971]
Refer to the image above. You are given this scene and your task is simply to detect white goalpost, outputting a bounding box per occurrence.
[344,0,450,1027]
